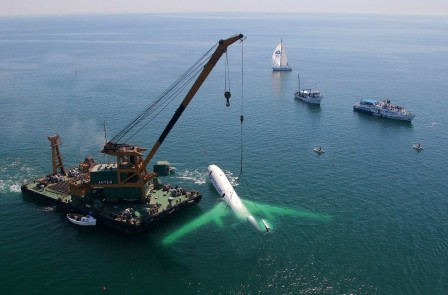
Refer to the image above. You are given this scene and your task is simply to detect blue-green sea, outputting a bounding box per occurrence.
[1,13,447,294]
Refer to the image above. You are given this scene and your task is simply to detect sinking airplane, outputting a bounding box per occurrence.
[208,164,265,231]
[162,164,332,245]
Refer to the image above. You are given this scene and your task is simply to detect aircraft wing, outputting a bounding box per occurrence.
[243,200,332,223]
[162,199,331,245]
[162,202,229,245]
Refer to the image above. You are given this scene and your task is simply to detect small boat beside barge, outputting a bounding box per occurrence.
[67,213,96,226]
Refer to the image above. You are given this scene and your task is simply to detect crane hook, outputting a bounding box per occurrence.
[224,91,231,107]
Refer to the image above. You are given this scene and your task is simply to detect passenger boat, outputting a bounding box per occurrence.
[353,99,415,122]
[67,213,96,226]
[294,74,323,104]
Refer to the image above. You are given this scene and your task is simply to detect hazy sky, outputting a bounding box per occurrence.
[1,0,447,17]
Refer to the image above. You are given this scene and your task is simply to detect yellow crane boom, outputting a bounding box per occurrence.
[97,34,244,200]
[140,33,244,171]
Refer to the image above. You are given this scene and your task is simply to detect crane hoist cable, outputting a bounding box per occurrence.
[224,49,231,107]
[239,40,244,176]
[236,37,256,205]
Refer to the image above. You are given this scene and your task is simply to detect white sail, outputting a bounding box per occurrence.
[272,42,282,67]
[272,40,292,71]
[280,42,288,66]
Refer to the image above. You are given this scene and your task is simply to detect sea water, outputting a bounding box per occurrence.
[0,13,447,294]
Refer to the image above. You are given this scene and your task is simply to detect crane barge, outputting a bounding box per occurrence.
[21,34,245,233]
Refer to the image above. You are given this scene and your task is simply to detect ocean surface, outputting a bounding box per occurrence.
[1,13,447,294]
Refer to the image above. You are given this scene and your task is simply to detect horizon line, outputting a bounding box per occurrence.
[1,11,447,19]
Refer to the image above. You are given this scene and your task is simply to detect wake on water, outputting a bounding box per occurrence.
[0,180,22,193]
[0,159,40,194]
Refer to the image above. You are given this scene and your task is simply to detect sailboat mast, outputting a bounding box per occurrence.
[280,39,284,66]
[280,39,288,67]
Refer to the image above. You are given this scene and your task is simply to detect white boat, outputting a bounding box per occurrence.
[272,40,292,71]
[353,99,415,122]
[67,213,96,226]
[294,74,323,104]
[413,143,424,151]
[313,146,325,154]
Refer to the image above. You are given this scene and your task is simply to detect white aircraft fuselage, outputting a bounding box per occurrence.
[208,164,261,230]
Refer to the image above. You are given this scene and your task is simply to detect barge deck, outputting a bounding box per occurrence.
[21,170,201,233]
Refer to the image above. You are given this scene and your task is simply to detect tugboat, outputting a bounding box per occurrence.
[21,34,245,233]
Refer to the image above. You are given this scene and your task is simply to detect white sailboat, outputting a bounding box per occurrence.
[272,40,292,71]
